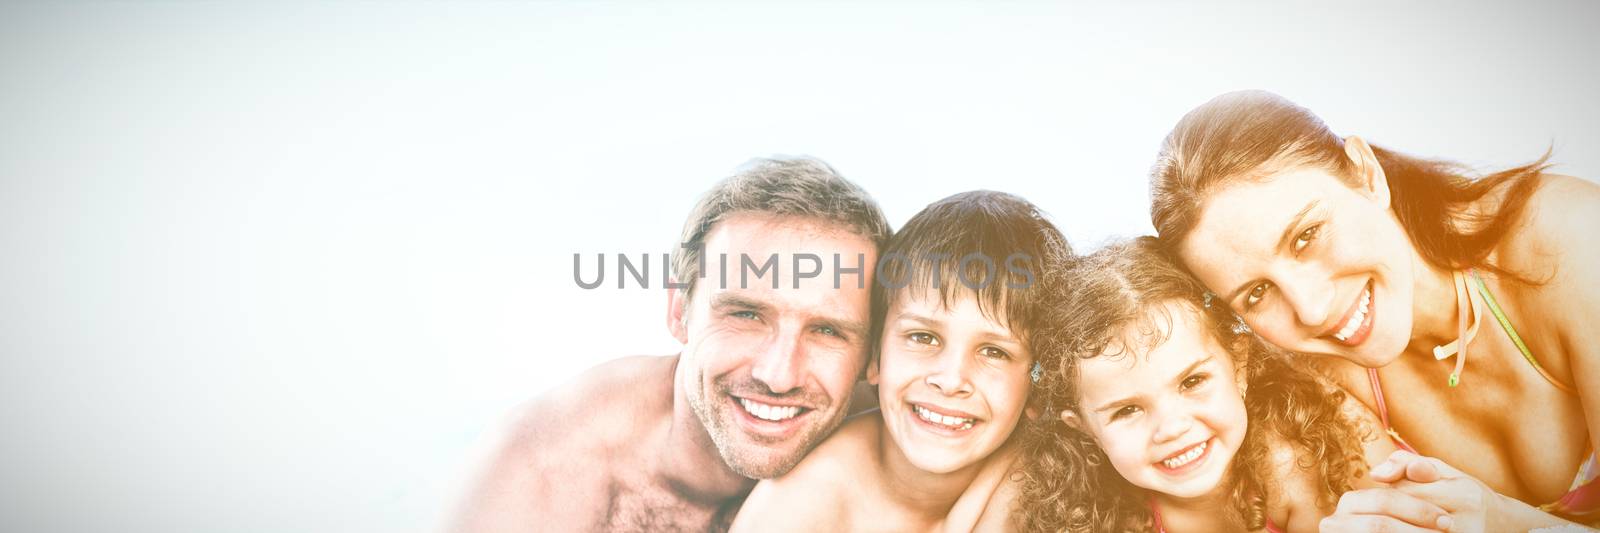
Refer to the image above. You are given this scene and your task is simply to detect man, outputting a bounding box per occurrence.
[449,157,891,532]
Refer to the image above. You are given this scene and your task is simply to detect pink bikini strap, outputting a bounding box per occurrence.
[1366,367,1419,454]
[1367,367,1392,429]
[1149,495,1167,533]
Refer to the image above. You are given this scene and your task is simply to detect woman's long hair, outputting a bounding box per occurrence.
[1149,90,1549,282]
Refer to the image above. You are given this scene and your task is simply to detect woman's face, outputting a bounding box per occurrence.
[1177,163,1419,368]
[1073,302,1248,499]
[871,288,1033,474]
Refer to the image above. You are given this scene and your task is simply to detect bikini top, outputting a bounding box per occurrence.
[1365,271,1598,524]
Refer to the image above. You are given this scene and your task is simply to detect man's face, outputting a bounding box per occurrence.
[670,213,877,479]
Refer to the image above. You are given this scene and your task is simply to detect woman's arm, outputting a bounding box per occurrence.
[1320,450,1584,532]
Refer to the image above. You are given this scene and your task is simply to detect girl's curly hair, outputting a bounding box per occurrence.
[1013,237,1369,532]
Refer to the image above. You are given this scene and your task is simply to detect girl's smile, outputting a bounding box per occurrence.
[1071,301,1249,500]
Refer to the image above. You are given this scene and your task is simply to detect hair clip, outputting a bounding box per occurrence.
[1031,361,1043,383]
[1202,292,1215,309]
[1231,316,1251,335]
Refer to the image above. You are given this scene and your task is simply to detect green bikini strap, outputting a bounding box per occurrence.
[1470,270,1576,394]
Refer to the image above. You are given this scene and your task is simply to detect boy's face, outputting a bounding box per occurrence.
[1072,301,1248,500]
[870,287,1033,474]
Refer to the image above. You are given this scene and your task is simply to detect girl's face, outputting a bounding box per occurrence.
[1072,302,1247,499]
[871,288,1033,474]
[1177,160,1420,368]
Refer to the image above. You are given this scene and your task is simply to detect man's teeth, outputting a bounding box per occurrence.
[913,405,974,430]
[1161,440,1208,469]
[739,398,801,421]
[1334,287,1372,342]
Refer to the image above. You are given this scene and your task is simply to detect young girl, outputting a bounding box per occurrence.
[1015,237,1394,533]
[729,190,1071,532]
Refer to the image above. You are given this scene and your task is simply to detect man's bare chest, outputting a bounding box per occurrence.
[602,482,737,533]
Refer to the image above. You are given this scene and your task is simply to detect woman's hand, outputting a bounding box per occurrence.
[1320,450,1582,532]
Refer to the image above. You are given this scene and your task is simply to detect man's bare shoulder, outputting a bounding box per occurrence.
[534,355,676,434]
[447,355,679,532]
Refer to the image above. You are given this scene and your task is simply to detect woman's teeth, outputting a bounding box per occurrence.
[913,405,974,430]
[1334,287,1372,342]
[739,398,801,421]
[1161,440,1208,469]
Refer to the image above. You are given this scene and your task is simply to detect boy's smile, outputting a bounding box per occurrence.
[871,287,1033,475]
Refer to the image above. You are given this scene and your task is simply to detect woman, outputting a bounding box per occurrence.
[1149,90,1599,531]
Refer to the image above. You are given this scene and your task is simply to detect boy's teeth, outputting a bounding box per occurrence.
[1161,440,1208,469]
[739,398,801,421]
[913,405,974,430]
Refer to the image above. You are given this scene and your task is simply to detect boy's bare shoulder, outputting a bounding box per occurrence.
[822,411,885,462]
[730,413,883,532]
[771,412,881,491]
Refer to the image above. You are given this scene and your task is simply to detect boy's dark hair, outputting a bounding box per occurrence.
[870,190,1072,357]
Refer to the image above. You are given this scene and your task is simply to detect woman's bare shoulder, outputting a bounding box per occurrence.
[1502,174,1600,340]
[1514,175,1600,396]
[1501,174,1600,277]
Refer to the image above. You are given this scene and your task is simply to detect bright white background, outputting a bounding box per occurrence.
[1,1,1596,531]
